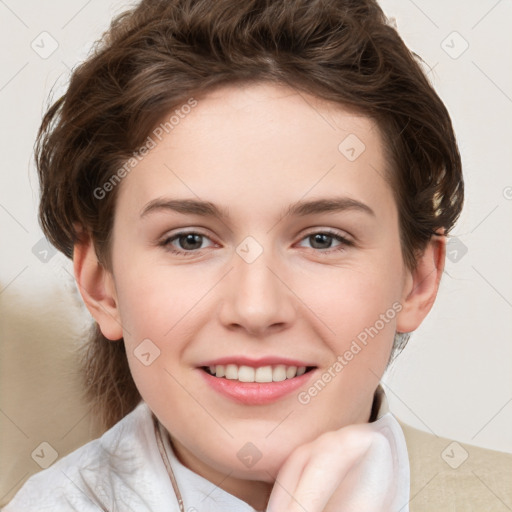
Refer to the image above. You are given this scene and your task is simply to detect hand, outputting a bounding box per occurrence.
[266,422,397,512]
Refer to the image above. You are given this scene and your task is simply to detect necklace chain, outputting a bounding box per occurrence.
[153,415,186,512]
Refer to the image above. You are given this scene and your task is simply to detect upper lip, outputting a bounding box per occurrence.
[198,356,317,368]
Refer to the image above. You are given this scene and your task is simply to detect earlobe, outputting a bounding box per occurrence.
[73,234,123,341]
[396,233,446,334]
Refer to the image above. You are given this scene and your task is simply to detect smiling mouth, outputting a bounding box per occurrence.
[201,364,316,383]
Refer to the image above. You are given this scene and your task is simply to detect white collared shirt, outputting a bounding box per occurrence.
[4,386,410,511]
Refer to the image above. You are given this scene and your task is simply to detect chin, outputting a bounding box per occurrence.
[221,457,287,483]
[215,435,302,481]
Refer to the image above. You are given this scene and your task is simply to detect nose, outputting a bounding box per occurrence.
[218,243,297,337]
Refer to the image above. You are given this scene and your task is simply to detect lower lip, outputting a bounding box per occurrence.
[198,368,316,405]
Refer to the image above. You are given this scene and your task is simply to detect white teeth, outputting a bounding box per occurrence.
[255,366,273,382]
[272,365,287,382]
[207,363,311,382]
[225,364,238,380]
[238,365,255,382]
[286,366,298,379]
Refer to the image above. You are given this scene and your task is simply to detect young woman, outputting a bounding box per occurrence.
[4,0,511,511]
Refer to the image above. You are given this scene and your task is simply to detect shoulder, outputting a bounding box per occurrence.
[2,402,174,512]
[399,420,512,512]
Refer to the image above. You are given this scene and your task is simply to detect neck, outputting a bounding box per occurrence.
[170,436,272,511]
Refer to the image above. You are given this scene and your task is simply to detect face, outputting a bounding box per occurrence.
[87,82,423,499]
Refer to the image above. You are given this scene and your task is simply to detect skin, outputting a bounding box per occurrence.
[74,82,445,511]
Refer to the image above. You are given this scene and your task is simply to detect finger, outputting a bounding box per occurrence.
[269,427,377,512]
[266,445,311,512]
[325,432,395,512]
[286,437,370,512]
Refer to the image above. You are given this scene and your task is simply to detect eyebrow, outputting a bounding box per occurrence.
[140,196,375,220]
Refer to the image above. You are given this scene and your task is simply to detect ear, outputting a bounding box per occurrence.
[396,232,446,333]
[73,234,123,341]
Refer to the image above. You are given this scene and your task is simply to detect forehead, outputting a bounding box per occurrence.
[115,82,395,225]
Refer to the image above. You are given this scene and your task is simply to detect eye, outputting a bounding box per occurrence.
[297,229,353,254]
[159,229,353,257]
[160,231,216,256]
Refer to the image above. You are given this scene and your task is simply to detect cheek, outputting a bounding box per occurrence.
[112,255,199,342]
[310,261,402,333]
[308,256,403,377]
[109,260,188,400]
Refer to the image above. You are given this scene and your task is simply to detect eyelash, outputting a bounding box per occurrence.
[159,229,353,257]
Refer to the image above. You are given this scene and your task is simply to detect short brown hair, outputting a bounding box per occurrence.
[35,0,463,429]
